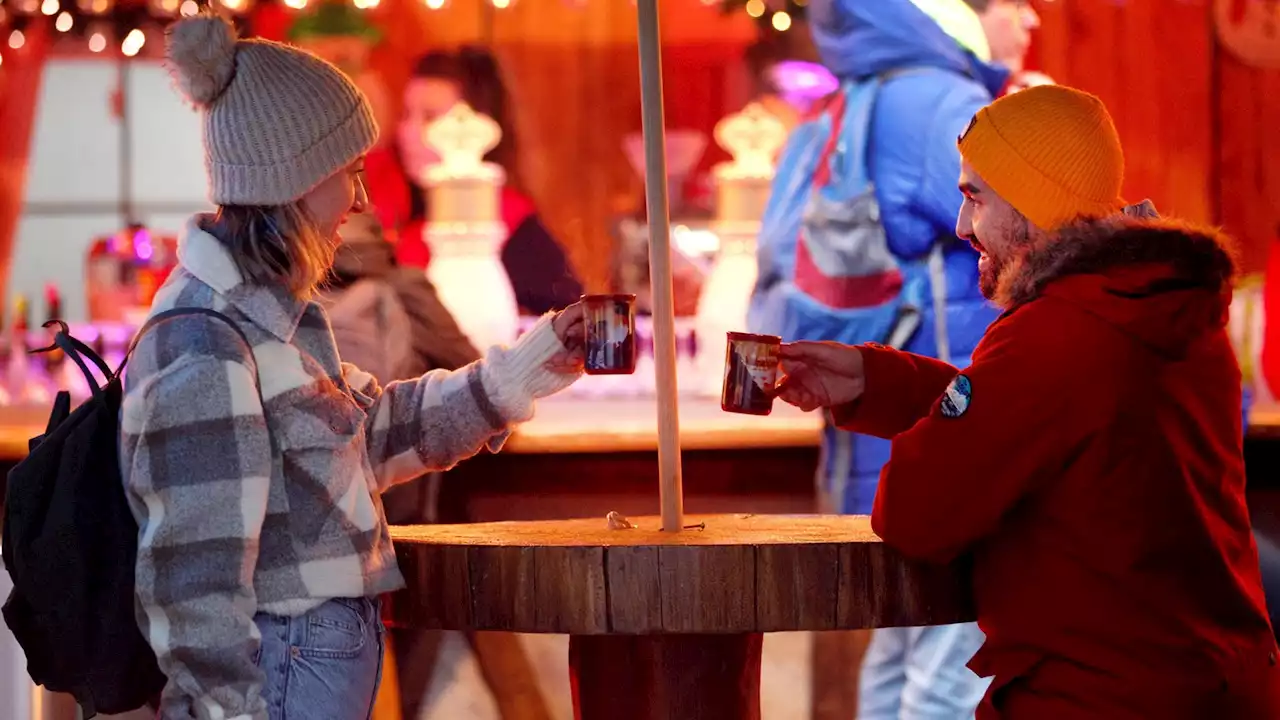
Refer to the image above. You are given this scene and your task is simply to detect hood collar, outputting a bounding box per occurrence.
[908,0,991,61]
[996,218,1236,308]
[177,214,309,342]
[995,218,1237,359]
[809,0,1009,95]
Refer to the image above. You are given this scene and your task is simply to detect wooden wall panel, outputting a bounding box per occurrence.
[500,43,644,292]
[365,0,754,291]
[264,0,1280,282]
[1216,48,1280,274]
[6,1,1276,297]
[1154,0,1216,225]
[1031,0,1278,273]
[347,2,755,290]
[255,0,757,292]
[1028,0,1215,229]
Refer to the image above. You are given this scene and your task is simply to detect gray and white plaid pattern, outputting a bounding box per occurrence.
[119,215,574,720]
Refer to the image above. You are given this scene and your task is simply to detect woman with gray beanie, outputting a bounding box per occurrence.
[118,13,586,719]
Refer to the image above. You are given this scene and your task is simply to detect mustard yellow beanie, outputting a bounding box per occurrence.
[957,85,1125,231]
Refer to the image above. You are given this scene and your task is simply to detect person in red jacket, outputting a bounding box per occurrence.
[775,85,1280,718]
[363,48,583,315]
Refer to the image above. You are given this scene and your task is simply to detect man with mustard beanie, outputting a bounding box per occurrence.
[774,84,1280,717]
[751,2,1041,715]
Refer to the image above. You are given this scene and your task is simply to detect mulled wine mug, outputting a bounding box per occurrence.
[582,294,638,375]
[721,331,782,416]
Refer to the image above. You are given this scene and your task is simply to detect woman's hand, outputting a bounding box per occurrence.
[774,341,866,411]
[545,301,585,372]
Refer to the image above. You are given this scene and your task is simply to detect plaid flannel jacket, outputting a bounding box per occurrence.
[119,216,574,720]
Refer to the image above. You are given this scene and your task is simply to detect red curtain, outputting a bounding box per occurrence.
[1264,236,1280,398]
[0,23,51,306]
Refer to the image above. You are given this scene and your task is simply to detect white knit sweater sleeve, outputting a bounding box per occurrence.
[347,313,578,492]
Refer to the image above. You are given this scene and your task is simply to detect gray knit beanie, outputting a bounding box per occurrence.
[165,13,378,206]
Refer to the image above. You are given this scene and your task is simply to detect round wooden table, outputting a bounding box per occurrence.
[387,514,974,720]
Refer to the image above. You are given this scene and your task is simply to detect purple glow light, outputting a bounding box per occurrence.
[771,60,839,106]
[134,227,153,261]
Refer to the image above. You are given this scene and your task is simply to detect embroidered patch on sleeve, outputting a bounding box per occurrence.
[939,374,972,418]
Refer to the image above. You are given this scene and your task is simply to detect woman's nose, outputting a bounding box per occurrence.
[351,176,369,214]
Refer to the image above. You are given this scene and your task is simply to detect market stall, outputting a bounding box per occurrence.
[2,1,1280,719]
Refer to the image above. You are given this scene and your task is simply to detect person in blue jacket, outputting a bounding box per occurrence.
[749,0,1040,716]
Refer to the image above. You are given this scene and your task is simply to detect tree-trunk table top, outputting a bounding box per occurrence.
[388,514,974,636]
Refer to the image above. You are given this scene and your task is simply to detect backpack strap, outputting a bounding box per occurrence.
[813,67,936,188]
[927,244,951,364]
[29,320,116,396]
[813,70,929,350]
[811,90,848,188]
[117,307,260,387]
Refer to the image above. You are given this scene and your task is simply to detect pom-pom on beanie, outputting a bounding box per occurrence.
[165,12,378,206]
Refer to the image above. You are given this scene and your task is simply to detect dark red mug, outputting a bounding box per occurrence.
[582,294,637,375]
[720,331,781,416]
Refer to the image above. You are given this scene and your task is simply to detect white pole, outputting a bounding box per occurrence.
[634,0,684,532]
[0,567,34,720]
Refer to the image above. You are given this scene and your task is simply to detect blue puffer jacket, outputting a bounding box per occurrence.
[749,0,1010,513]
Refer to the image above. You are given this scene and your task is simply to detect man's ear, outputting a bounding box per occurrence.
[1121,199,1159,220]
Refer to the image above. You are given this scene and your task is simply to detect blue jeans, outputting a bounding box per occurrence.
[253,597,385,720]
[857,624,990,720]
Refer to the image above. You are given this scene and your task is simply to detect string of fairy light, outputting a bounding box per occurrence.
[717,0,805,33]
[0,0,802,68]
[0,0,252,63]
[0,0,512,63]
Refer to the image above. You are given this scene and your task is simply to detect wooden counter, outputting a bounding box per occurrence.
[0,406,44,460]
[0,397,826,530]
[1253,402,1280,440]
[0,395,823,461]
[502,395,821,453]
[0,397,1271,461]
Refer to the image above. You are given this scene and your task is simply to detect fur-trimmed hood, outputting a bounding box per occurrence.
[994,218,1237,359]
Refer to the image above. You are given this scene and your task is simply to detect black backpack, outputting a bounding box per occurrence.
[2,307,253,718]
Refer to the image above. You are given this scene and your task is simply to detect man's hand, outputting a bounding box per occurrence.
[774,341,866,411]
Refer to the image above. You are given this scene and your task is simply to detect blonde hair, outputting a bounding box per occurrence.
[208,203,337,298]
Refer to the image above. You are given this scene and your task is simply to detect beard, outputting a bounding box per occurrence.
[976,217,1031,301]
[978,256,1001,300]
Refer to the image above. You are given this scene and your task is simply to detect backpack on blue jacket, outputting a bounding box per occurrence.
[750,75,949,357]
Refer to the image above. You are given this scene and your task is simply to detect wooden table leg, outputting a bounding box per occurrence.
[569,634,763,720]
